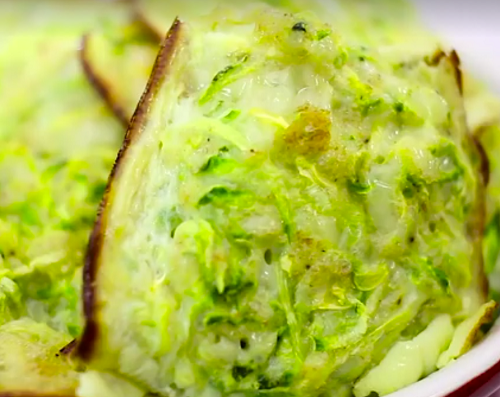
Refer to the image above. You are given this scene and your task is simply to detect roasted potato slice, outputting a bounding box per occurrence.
[0,319,78,395]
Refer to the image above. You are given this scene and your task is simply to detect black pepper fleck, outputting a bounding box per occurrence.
[264,249,273,265]
[292,22,307,32]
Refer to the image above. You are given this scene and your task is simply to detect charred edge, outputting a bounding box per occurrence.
[123,17,185,147]
[75,201,105,362]
[470,185,489,299]
[133,7,164,44]
[59,339,77,356]
[449,50,464,96]
[426,48,446,66]
[465,92,490,299]
[477,180,490,298]
[427,48,484,293]
[76,18,186,362]
[467,131,490,298]
[79,34,130,129]
[425,48,463,95]
[479,205,489,298]
[472,135,490,187]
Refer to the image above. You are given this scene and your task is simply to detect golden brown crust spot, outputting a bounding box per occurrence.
[283,105,331,156]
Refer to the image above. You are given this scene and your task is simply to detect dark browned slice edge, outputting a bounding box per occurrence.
[471,151,490,300]
[473,123,498,190]
[58,339,77,356]
[449,50,496,298]
[428,48,490,298]
[75,17,186,362]
[426,48,463,96]
[472,134,491,188]
[463,101,490,298]
[79,34,130,128]
[450,50,490,298]
[449,50,464,96]
[471,126,493,298]
[471,132,490,298]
